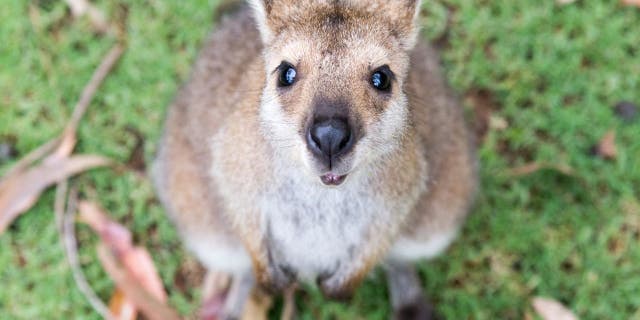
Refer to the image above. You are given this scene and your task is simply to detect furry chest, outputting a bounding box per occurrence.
[261,180,384,280]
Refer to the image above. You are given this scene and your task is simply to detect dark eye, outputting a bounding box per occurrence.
[278,62,297,87]
[371,67,392,92]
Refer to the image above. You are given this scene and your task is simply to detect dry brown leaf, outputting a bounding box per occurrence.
[0,39,123,319]
[79,201,168,303]
[622,0,640,7]
[532,297,578,320]
[0,137,59,185]
[80,200,178,319]
[79,201,179,320]
[123,248,168,302]
[505,162,574,177]
[0,155,110,233]
[0,44,123,234]
[97,244,181,320]
[594,130,617,160]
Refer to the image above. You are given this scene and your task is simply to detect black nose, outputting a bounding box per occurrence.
[307,118,353,159]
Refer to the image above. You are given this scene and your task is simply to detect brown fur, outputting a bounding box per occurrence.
[152,0,476,316]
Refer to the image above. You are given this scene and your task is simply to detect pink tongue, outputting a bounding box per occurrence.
[321,173,346,186]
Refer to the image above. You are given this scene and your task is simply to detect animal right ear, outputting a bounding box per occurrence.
[248,0,276,43]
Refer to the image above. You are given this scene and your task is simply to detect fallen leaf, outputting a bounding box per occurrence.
[592,130,617,160]
[79,201,167,303]
[0,137,60,185]
[0,155,110,233]
[532,297,578,320]
[79,201,179,319]
[505,162,574,177]
[0,44,123,234]
[97,244,181,320]
[622,0,640,7]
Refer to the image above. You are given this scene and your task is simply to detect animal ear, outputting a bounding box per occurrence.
[248,0,277,43]
[386,0,422,50]
[248,0,423,48]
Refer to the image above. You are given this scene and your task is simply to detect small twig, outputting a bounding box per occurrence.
[56,45,123,319]
[1,43,123,189]
[2,43,123,185]
[54,180,68,232]
[57,186,115,320]
[67,44,125,135]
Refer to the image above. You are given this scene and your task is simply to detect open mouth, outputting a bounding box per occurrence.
[320,173,347,186]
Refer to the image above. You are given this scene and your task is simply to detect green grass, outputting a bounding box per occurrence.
[1,0,639,319]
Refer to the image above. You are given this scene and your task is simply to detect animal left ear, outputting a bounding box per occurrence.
[385,0,422,50]
[247,0,274,43]
[247,0,295,44]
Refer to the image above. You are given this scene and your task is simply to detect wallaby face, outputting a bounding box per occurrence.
[254,0,421,185]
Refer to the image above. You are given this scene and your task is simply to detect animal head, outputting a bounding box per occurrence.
[251,0,422,186]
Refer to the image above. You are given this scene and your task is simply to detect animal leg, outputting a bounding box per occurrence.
[384,262,439,320]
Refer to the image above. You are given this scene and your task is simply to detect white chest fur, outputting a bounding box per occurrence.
[260,170,390,281]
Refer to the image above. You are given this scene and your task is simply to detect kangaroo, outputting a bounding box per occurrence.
[152,0,477,318]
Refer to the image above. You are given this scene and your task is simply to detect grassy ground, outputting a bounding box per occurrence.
[1,0,639,319]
